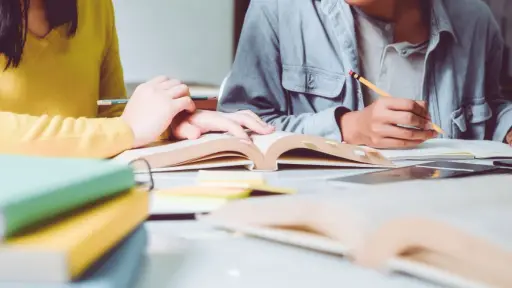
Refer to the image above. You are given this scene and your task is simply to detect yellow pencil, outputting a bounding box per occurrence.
[349,70,445,135]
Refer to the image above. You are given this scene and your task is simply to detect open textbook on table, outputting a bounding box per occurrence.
[114,132,512,171]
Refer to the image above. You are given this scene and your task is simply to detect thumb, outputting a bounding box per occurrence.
[170,97,196,117]
[415,100,431,120]
[172,120,202,140]
[416,100,427,109]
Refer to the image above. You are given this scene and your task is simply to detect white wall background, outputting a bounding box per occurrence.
[113,0,234,85]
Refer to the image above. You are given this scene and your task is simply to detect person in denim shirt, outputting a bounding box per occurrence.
[218,0,512,148]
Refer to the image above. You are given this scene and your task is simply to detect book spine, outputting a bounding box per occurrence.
[2,166,135,238]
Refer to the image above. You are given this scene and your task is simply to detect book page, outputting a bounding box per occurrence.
[430,207,512,252]
[377,139,512,160]
[202,175,512,255]
[461,140,512,158]
[384,207,512,288]
[251,131,295,155]
[114,133,235,163]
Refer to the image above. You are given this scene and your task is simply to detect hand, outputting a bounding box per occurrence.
[340,98,437,148]
[170,110,275,140]
[506,129,512,146]
[121,76,196,148]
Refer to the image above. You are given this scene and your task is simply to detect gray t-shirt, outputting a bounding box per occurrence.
[354,9,428,105]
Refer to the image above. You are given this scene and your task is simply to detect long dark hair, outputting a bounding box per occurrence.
[0,0,78,70]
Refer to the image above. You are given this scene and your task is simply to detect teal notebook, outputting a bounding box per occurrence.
[0,155,135,238]
[0,225,147,288]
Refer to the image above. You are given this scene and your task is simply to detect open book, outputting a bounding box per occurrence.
[200,175,512,288]
[114,132,393,171]
[377,139,512,161]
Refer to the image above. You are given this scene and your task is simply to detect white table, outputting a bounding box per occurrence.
[135,221,439,288]
[136,160,503,288]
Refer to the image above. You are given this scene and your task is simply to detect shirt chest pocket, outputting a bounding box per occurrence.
[281,65,345,111]
[450,101,493,140]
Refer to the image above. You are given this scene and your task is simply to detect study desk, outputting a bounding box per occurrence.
[135,221,439,288]
[136,160,504,288]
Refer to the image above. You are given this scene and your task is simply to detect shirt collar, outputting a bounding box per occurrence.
[430,0,458,43]
[319,0,458,44]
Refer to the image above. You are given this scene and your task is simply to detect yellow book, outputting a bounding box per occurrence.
[0,188,148,283]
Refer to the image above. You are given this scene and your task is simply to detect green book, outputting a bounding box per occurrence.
[0,155,135,239]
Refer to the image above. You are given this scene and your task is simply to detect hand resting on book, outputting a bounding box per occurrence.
[171,110,275,141]
[122,76,274,147]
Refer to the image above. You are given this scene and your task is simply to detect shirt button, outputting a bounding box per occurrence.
[400,50,407,56]
[307,74,315,89]
[385,24,392,31]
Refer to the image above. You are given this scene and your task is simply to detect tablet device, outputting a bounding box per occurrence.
[329,161,500,186]
[493,160,512,168]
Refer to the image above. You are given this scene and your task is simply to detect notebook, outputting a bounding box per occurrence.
[0,225,148,288]
[0,155,135,239]
[114,131,393,172]
[377,139,512,161]
[0,188,148,283]
[201,175,512,288]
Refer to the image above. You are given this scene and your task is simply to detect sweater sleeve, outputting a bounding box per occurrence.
[0,112,134,158]
[97,0,127,118]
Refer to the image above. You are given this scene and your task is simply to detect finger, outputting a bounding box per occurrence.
[384,111,430,129]
[375,124,437,141]
[383,98,429,119]
[158,79,182,90]
[172,120,202,140]
[415,101,431,120]
[165,84,191,99]
[191,114,250,140]
[171,97,196,115]
[214,118,250,139]
[226,114,274,135]
[147,75,170,85]
[238,110,270,127]
[371,138,425,149]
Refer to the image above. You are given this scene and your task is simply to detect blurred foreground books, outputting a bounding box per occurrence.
[0,155,148,287]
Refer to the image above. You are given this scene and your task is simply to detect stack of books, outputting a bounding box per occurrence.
[0,155,149,287]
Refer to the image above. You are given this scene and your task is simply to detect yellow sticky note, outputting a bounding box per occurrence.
[156,186,252,200]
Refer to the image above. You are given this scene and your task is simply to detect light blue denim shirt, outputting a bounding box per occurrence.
[218,0,512,142]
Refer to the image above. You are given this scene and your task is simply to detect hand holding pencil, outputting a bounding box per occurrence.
[338,70,442,149]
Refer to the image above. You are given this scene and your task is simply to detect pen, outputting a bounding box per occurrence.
[97,96,217,106]
[348,70,445,135]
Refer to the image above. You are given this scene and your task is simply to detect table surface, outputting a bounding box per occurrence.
[136,160,502,288]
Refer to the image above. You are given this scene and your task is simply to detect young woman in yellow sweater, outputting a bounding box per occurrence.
[0,0,273,158]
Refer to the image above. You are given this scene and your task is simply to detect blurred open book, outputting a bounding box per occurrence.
[114,132,393,172]
[201,175,512,288]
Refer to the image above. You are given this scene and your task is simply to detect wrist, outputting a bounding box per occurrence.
[340,111,360,144]
[120,115,146,149]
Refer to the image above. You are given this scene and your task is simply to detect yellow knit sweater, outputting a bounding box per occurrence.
[0,0,133,158]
